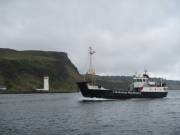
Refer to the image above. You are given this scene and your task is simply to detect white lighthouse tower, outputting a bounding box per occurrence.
[44,74,49,90]
[36,74,49,91]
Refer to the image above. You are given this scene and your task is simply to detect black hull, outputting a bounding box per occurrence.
[76,82,168,99]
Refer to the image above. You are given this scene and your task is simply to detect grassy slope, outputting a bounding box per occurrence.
[0,49,56,60]
[0,48,83,91]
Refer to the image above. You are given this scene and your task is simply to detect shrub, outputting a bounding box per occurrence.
[6,83,13,89]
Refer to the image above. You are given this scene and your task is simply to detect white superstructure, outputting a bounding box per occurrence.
[131,71,168,92]
[133,73,149,89]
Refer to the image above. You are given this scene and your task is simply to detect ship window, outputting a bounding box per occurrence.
[150,89,151,90]
[137,79,141,82]
[143,79,145,82]
[155,89,156,90]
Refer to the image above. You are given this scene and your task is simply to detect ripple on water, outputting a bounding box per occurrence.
[0,91,180,135]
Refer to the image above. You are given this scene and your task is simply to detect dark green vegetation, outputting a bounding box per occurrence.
[0,48,83,91]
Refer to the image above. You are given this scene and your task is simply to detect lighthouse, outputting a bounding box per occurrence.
[44,74,49,90]
[36,74,49,91]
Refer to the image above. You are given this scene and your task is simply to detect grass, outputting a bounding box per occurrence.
[0,91,5,93]
[0,51,56,61]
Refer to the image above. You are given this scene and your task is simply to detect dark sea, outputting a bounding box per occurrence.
[0,90,180,135]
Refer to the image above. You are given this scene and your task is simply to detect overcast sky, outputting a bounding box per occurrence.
[1,0,180,80]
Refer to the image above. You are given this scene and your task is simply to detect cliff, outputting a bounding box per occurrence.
[0,48,83,91]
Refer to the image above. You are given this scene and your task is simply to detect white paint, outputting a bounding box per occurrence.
[133,77,148,88]
[44,77,49,90]
[134,82,145,88]
[36,76,49,91]
[149,82,155,85]
[87,84,108,90]
[0,86,6,90]
[142,87,168,92]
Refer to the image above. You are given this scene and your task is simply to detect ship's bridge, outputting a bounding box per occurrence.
[133,76,149,88]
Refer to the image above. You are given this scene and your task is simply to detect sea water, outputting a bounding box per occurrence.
[0,90,180,135]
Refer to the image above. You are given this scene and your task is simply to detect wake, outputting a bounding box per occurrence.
[79,97,115,101]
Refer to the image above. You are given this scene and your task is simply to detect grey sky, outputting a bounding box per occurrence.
[1,0,180,80]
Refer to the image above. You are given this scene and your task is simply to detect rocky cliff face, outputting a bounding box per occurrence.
[0,48,83,91]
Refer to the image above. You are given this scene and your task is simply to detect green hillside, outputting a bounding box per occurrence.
[0,48,83,91]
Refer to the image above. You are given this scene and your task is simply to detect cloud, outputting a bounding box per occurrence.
[0,0,180,80]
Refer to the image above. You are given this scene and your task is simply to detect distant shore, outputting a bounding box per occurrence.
[0,90,78,94]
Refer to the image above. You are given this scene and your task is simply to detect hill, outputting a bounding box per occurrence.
[0,48,83,91]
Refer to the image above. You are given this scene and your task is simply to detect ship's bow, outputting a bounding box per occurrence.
[76,82,90,97]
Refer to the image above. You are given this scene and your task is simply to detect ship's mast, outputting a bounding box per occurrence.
[144,65,147,75]
[89,47,93,73]
[84,47,96,84]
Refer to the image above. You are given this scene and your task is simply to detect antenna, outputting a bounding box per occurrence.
[88,47,94,73]
[144,65,147,74]
[135,71,138,77]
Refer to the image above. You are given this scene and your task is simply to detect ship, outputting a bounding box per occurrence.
[76,47,168,99]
